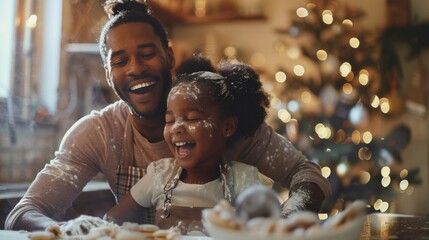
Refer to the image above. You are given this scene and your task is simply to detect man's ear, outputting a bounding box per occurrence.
[104,64,113,88]
[166,47,176,70]
[224,116,238,137]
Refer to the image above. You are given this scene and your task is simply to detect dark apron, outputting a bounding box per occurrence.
[115,116,156,224]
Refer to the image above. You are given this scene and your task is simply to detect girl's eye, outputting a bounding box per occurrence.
[165,115,174,124]
[186,112,202,122]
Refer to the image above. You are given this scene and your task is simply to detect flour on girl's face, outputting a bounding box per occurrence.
[170,115,217,138]
[168,82,219,137]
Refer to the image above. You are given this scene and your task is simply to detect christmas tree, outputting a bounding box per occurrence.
[268,0,421,214]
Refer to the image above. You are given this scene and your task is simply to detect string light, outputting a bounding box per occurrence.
[342,19,353,26]
[362,131,373,144]
[296,7,309,18]
[321,166,331,178]
[322,10,333,24]
[359,69,369,85]
[275,71,287,83]
[349,37,360,48]
[293,64,305,76]
[399,180,409,191]
[371,95,380,108]
[317,50,328,60]
[278,109,291,123]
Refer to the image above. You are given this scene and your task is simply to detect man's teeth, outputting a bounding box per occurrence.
[175,142,190,147]
[130,81,155,91]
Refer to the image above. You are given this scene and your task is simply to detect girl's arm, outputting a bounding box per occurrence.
[104,192,143,224]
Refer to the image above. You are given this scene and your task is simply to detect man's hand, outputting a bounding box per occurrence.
[281,182,325,218]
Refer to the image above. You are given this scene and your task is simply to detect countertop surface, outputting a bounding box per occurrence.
[1,213,428,240]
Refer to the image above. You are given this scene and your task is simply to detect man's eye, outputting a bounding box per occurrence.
[111,58,127,67]
[140,52,156,59]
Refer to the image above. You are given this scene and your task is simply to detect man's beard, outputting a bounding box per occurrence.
[120,69,172,120]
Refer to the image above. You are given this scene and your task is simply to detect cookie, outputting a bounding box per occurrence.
[28,231,55,240]
[322,200,366,229]
[152,228,181,240]
[115,229,151,240]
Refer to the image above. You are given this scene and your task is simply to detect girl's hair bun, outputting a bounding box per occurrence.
[175,54,217,76]
[103,0,151,19]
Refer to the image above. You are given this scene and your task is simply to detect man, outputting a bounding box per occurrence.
[5,0,330,231]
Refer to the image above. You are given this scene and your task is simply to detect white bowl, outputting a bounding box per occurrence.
[203,214,365,240]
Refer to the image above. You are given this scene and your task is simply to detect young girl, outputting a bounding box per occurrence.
[104,56,272,232]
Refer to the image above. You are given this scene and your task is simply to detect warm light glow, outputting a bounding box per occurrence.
[336,163,348,176]
[352,130,361,144]
[381,166,390,177]
[317,50,328,61]
[379,202,389,212]
[194,0,207,17]
[359,69,369,85]
[381,176,391,187]
[315,123,324,133]
[322,10,333,24]
[339,62,352,77]
[321,166,331,178]
[296,7,309,18]
[278,109,291,123]
[301,91,312,103]
[359,171,371,184]
[371,95,380,108]
[358,147,372,160]
[287,46,301,59]
[362,131,373,144]
[380,98,390,114]
[294,64,305,76]
[274,40,286,53]
[400,169,408,178]
[275,71,287,83]
[342,83,353,95]
[349,37,360,48]
[373,199,382,210]
[318,213,329,220]
[316,124,332,139]
[26,14,38,28]
[345,71,354,82]
[342,19,353,26]
[271,97,282,109]
[400,180,409,191]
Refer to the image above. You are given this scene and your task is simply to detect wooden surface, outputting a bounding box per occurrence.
[360,213,429,239]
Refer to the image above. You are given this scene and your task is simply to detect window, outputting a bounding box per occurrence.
[0,1,17,99]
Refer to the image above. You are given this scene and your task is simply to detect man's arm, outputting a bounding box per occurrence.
[5,117,105,231]
[281,182,325,217]
[225,123,331,214]
[6,210,63,231]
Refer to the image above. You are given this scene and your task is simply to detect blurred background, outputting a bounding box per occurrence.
[0,0,427,221]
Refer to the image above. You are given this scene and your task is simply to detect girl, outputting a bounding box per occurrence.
[104,56,272,232]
